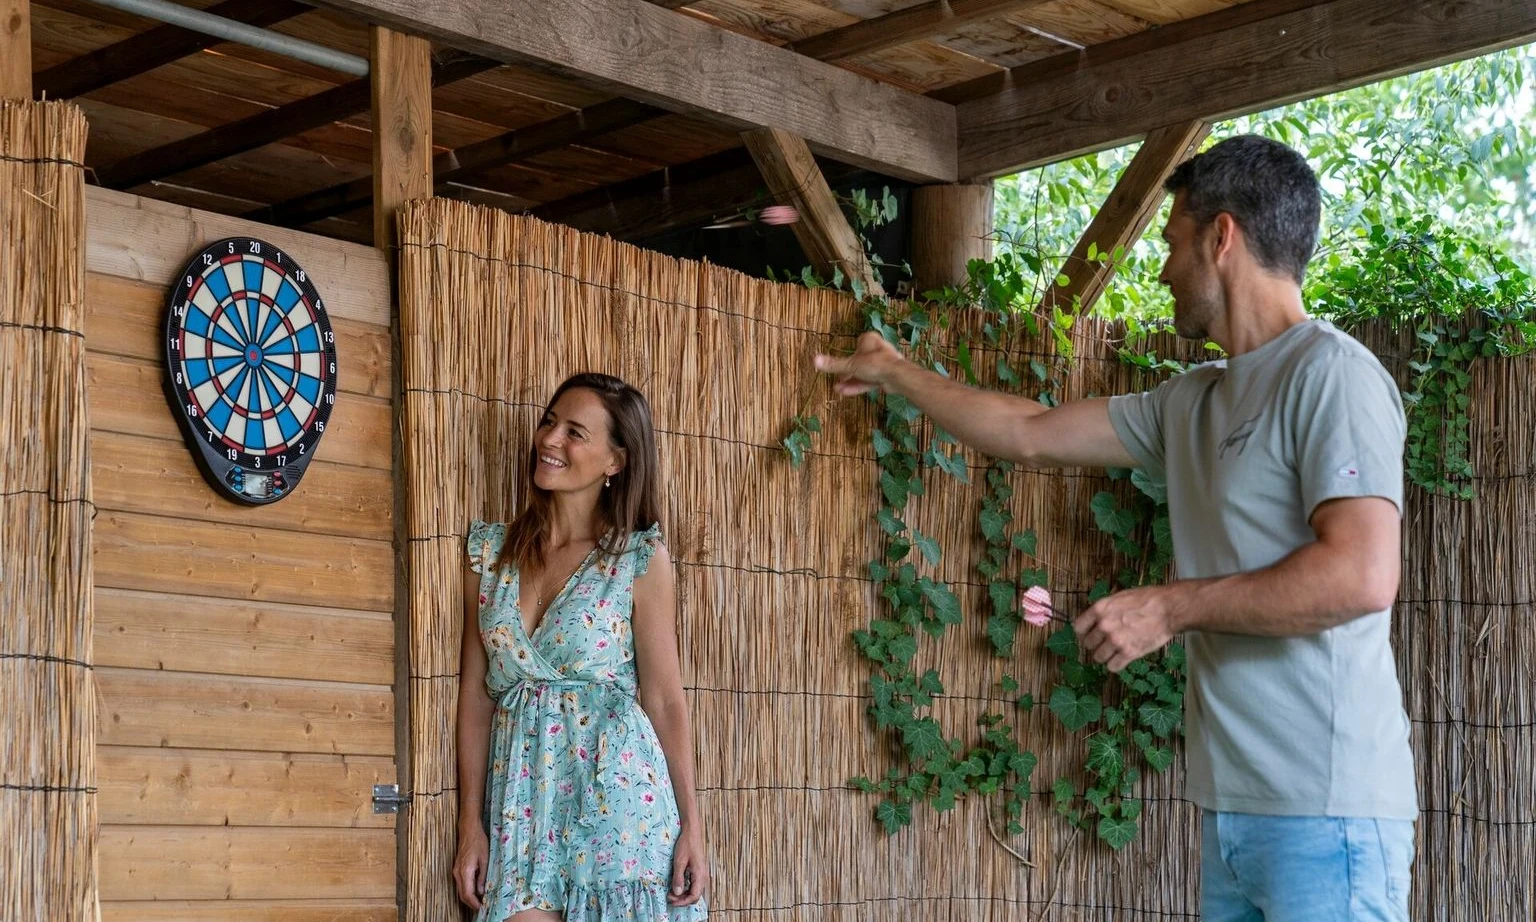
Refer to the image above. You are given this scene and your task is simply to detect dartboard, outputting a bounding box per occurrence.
[163,237,339,505]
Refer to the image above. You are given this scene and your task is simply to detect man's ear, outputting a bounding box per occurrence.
[1210,212,1241,263]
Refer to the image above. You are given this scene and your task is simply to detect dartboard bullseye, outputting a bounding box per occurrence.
[163,237,339,505]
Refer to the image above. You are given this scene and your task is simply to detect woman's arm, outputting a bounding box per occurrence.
[632,542,709,907]
[453,563,495,910]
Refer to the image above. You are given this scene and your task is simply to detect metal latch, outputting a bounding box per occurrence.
[373,783,411,814]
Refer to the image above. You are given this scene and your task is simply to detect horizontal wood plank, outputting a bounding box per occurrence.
[95,587,394,684]
[86,272,392,399]
[102,900,396,922]
[957,0,1536,176]
[303,0,957,182]
[92,430,393,542]
[86,187,390,326]
[93,511,394,611]
[98,746,395,827]
[99,827,396,900]
[96,667,395,755]
[87,352,392,471]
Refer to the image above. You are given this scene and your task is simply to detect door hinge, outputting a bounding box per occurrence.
[372,783,411,814]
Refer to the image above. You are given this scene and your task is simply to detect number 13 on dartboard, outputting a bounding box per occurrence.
[163,237,339,505]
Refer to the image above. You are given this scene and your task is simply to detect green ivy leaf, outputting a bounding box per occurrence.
[876,507,906,536]
[1049,686,1102,731]
[880,470,910,509]
[999,674,1019,694]
[1137,699,1181,738]
[901,718,946,761]
[871,428,895,458]
[913,531,942,565]
[1098,814,1138,850]
[876,799,912,835]
[1044,625,1078,659]
[1085,733,1124,779]
[886,634,918,665]
[1142,745,1175,772]
[1011,529,1038,556]
[986,612,1019,655]
[980,507,1008,543]
[1090,491,1139,538]
[920,579,962,626]
[1016,693,1034,712]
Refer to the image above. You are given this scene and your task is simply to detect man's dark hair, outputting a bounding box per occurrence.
[1164,134,1321,284]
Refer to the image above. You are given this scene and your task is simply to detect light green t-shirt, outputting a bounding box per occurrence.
[1108,318,1417,819]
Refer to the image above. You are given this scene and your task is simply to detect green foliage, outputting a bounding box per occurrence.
[1308,218,1536,496]
[780,414,822,468]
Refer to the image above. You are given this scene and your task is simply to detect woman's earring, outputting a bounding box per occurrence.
[604,475,611,489]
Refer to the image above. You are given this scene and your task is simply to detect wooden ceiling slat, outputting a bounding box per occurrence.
[33,0,308,99]
[95,55,496,190]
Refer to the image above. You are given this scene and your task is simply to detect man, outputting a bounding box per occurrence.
[815,135,1416,921]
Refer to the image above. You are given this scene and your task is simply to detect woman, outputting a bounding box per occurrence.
[454,373,710,922]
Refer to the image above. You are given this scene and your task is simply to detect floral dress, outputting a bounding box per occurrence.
[467,520,708,922]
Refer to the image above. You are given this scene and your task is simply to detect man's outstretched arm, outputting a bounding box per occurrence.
[815,331,1138,469]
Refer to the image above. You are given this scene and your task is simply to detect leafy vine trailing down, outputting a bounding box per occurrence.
[778,193,1187,851]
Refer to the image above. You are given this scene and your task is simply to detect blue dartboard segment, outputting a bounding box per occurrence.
[164,237,339,505]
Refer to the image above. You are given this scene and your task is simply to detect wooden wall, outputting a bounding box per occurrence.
[84,188,399,922]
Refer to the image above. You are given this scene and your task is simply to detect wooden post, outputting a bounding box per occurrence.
[910,182,994,294]
[2,0,30,99]
[741,127,883,296]
[370,26,433,250]
[1039,119,1209,314]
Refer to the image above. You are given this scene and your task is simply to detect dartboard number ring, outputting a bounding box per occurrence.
[164,236,339,505]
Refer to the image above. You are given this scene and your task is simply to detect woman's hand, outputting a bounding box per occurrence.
[668,826,710,907]
[452,824,490,910]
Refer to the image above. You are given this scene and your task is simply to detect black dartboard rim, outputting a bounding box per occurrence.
[163,236,339,504]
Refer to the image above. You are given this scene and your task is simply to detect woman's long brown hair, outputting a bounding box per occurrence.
[496,373,661,574]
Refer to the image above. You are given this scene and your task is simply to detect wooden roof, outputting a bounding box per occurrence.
[26,0,1536,245]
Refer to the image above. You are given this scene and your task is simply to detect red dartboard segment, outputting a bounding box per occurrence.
[163,237,339,506]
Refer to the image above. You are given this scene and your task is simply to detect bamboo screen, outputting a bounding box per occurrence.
[397,197,1531,921]
[1,100,97,922]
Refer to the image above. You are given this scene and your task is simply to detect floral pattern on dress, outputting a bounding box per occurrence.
[468,519,708,922]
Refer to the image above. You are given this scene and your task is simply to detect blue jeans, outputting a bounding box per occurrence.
[1202,811,1415,921]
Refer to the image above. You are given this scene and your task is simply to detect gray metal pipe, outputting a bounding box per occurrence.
[86,0,370,77]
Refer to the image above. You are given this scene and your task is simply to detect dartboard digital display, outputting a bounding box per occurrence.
[163,237,339,505]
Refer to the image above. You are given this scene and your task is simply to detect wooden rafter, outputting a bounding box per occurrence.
[301,0,957,182]
[247,98,661,227]
[742,127,882,295]
[33,0,309,101]
[532,146,865,242]
[788,0,1049,63]
[1038,119,1209,314]
[95,55,496,192]
[2,0,30,98]
[956,0,1536,177]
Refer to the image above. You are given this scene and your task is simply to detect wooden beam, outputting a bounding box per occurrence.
[246,97,660,227]
[533,146,866,242]
[301,0,956,182]
[957,0,1536,178]
[1039,119,1208,314]
[33,0,308,101]
[910,182,993,294]
[2,0,29,98]
[789,0,1047,63]
[370,26,434,250]
[742,127,882,296]
[96,55,495,192]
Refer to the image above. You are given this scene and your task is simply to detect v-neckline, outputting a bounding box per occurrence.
[517,544,600,643]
